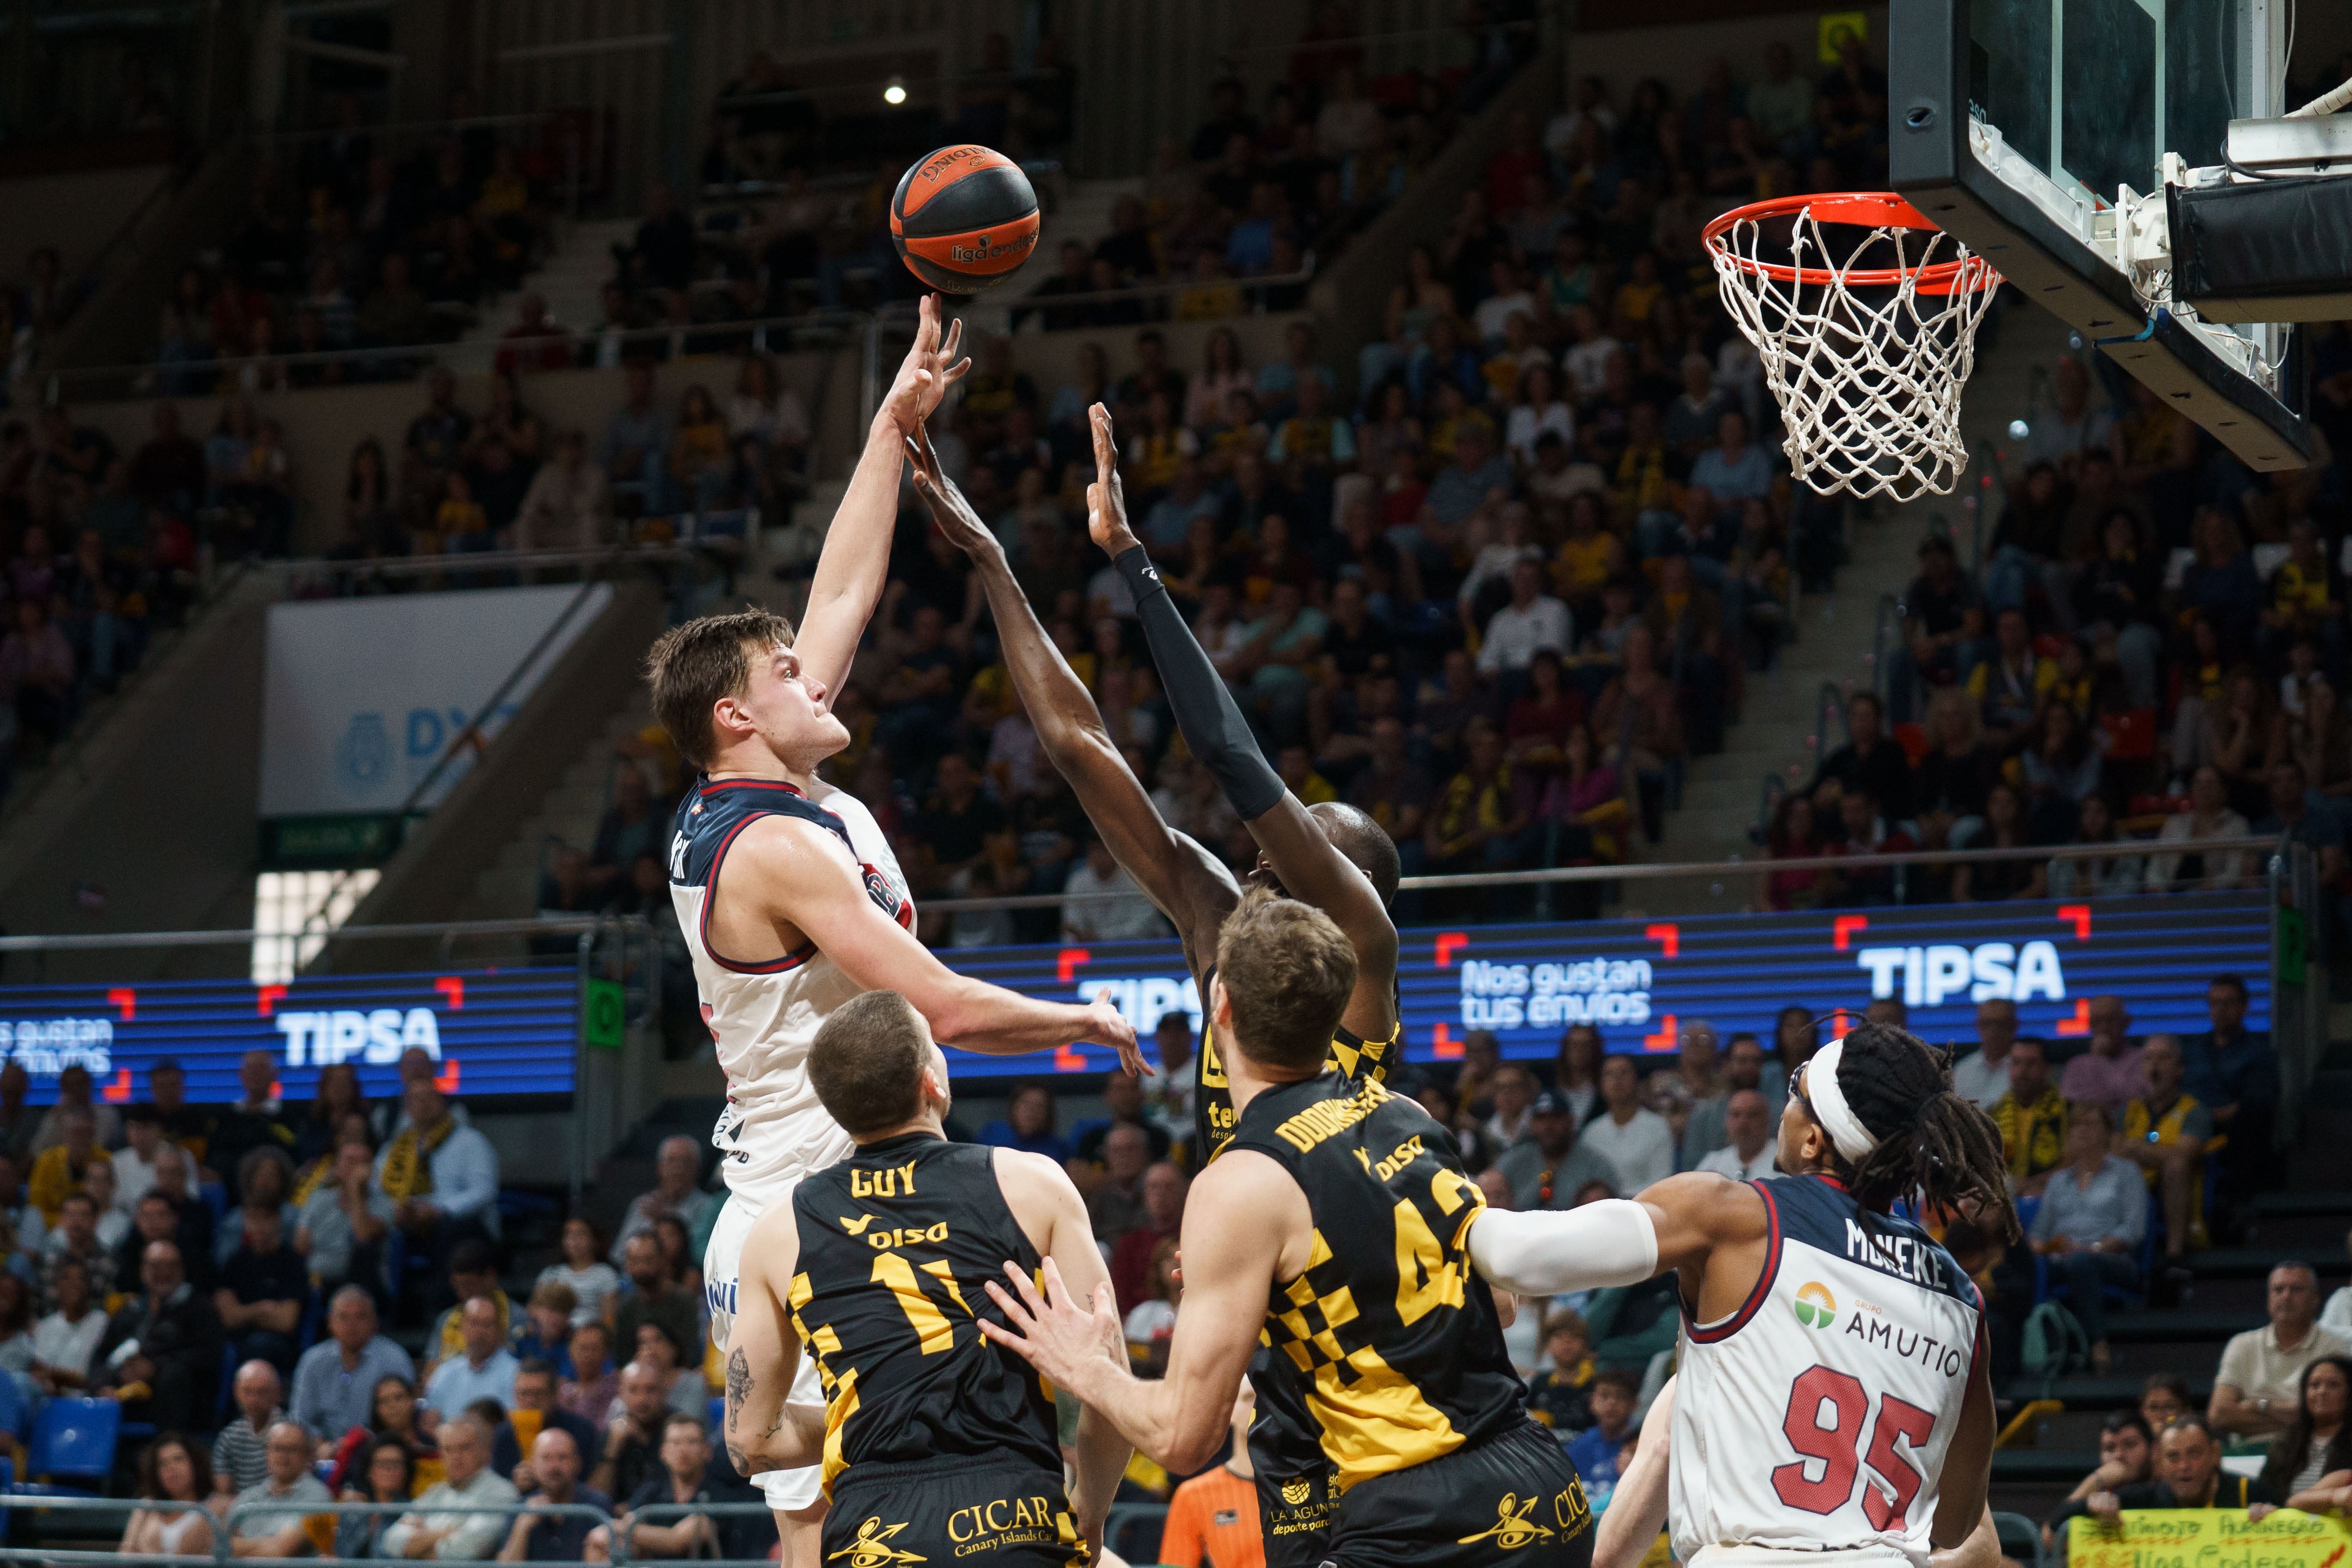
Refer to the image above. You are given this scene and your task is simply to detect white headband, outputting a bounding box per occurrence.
[1804,1037,1877,1164]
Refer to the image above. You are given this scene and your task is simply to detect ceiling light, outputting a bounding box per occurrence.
[883,77,907,106]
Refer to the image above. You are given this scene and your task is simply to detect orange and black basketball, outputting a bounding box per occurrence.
[890,145,1040,294]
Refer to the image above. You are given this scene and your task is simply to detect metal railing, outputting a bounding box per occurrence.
[54,308,865,403]
[0,1470,784,1568]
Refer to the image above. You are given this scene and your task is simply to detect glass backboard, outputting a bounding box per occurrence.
[1889,0,2310,470]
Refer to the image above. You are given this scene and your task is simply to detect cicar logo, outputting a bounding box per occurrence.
[1793,1281,1837,1330]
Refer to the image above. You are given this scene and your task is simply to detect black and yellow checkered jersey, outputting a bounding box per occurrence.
[1194,964,1398,1165]
[1224,1071,1531,1494]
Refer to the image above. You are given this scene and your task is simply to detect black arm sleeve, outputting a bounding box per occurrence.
[1115,544,1285,822]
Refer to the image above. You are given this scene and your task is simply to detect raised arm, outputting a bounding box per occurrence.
[906,424,1239,972]
[743,817,1143,1070]
[791,295,968,694]
[996,1150,1133,1549]
[981,1149,1295,1474]
[1085,406,1397,1034]
[1466,1170,1764,1297]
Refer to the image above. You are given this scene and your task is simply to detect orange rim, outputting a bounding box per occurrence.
[1701,191,1999,294]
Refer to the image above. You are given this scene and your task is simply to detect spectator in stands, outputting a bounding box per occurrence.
[325,1374,441,1497]
[97,1239,223,1432]
[598,361,671,512]
[115,1103,193,1213]
[610,1136,716,1267]
[2029,1102,2146,1372]
[1992,1038,2065,1195]
[2043,1412,2156,1550]
[30,1255,105,1392]
[424,1296,520,1427]
[121,1179,211,1296]
[383,1412,522,1560]
[539,1216,620,1328]
[296,1137,390,1299]
[499,1425,606,1563]
[2123,1035,2210,1289]
[122,1433,216,1560]
[1811,691,1911,819]
[607,1412,759,1562]
[1108,1161,1187,1317]
[978,1085,1072,1164]
[376,1075,500,1295]
[2256,1356,2352,1507]
[1949,999,2019,1111]
[2211,1264,2352,1438]
[1648,1019,1725,1164]
[1081,1121,1153,1245]
[513,1280,577,1369]
[2181,971,2278,1223]
[334,1437,417,1558]
[610,1231,699,1377]
[1694,1089,1775,1180]
[2051,1415,2254,1526]
[560,1320,616,1426]
[1525,1310,1596,1434]
[1494,1092,1618,1209]
[38,1189,113,1309]
[32,1063,120,1155]
[1565,1369,1640,1482]
[1581,1055,1675,1194]
[1060,836,1170,941]
[291,1286,414,1452]
[226,1420,334,1559]
[2061,995,2145,1114]
[212,1358,288,1502]
[1950,783,2047,902]
[587,1359,670,1503]
[215,1198,305,1375]
[2148,766,2253,893]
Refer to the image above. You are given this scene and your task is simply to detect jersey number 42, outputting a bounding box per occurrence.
[1773,1367,1932,1530]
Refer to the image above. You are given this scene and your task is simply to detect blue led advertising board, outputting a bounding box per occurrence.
[0,968,579,1105]
[935,892,2273,1077]
[0,895,2269,1100]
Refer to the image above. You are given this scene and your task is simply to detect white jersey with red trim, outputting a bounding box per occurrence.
[1669,1174,1983,1568]
[667,774,914,1206]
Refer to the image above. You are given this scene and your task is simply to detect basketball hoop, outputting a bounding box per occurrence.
[1702,192,2002,501]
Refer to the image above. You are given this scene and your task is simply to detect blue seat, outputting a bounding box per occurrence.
[707,1395,725,1433]
[30,1398,119,1483]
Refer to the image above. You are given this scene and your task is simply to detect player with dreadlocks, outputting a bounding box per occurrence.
[1466,1022,2014,1568]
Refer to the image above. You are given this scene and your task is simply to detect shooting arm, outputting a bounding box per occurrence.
[747,821,1140,1066]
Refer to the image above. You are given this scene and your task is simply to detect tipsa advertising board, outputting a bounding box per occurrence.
[0,969,579,1104]
[935,892,2273,1076]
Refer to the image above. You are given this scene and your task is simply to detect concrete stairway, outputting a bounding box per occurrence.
[1638,297,2078,914]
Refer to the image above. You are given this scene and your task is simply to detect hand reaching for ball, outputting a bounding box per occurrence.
[875,294,968,439]
[1085,404,1140,558]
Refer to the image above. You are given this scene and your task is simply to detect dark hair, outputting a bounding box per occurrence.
[1813,1023,2020,1241]
[2103,1409,2154,1444]
[2163,1413,2218,1446]
[2211,973,2249,999]
[138,1431,213,1501]
[449,1239,496,1278]
[809,989,933,1135]
[1591,1369,1642,1398]
[365,1437,415,1496]
[369,1375,416,1432]
[643,609,799,770]
[662,1410,709,1441]
[516,1357,559,1382]
[1215,888,1358,1074]
[124,1103,161,1126]
[2142,1372,2192,1408]
[2263,1358,2352,1502]
[1307,800,1402,907]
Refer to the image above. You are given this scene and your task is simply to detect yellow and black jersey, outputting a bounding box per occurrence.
[1228,1072,1529,1495]
[788,1135,1060,1497]
[1194,965,1398,1166]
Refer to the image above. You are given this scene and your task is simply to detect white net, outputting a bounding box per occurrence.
[1706,199,1999,501]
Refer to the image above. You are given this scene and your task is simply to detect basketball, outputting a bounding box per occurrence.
[889,144,1040,294]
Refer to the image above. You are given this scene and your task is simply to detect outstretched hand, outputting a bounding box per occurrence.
[978,1256,1128,1393]
[1085,404,1140,557]
[904,424,999,560]
[1083,987,1148,1078]
[876,294,970,436]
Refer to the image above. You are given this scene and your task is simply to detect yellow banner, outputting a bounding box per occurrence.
[2067,1510,2352,1568]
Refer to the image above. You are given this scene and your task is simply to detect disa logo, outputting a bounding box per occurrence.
[1793,1282,1837,1330]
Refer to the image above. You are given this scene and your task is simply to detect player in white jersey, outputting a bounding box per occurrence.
[643,295,1140,1564]
[1593,1380,2001,1568]
[1466,1023,2012,1568]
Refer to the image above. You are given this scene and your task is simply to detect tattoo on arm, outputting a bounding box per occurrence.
[724,1349,752,1472]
